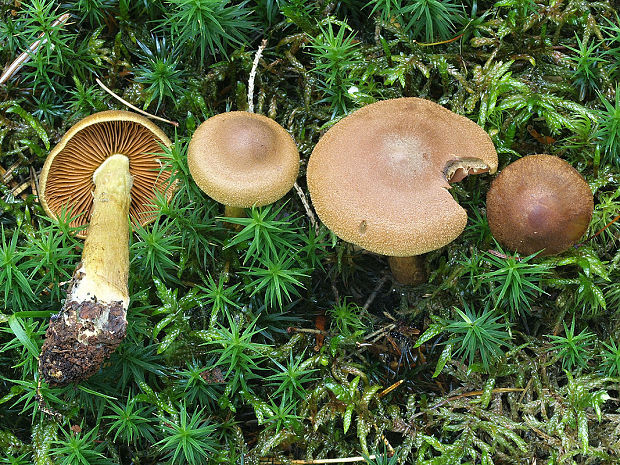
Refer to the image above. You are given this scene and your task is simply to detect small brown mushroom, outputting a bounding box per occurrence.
[187,111,300,217]
[486,154,593,256]
[38,110,173,386]
[307,98,498,284]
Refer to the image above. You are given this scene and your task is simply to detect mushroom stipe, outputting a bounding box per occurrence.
[39,154,133,385]
[38,111,172,386]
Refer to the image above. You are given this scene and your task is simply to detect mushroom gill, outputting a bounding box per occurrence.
[42,119,172,237]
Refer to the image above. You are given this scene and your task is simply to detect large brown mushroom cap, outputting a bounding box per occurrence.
[187,112,300,207]
[39,110,173,239]
[307,98,498,257]
[486,154,593,256]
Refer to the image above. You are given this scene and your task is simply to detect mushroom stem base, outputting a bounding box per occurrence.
[39,285,127,386]
[39,154,132,386]
[388,256,426,285]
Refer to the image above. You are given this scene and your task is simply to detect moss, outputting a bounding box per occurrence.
[0,0,619,463]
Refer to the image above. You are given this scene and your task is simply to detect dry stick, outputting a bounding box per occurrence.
[35,378,64,422]
[95,78,179,127]
[378,379,403,398]
[259,455,376,464]
[294,181,318,234]
[247,39,267,113]
[380,433,395,456]
[30,166,40,201]
[11,181,30,198]
[0,163,28,199]
[2,160,22,184]
[246,40,320,235]
[287,326,327,335]
[517,377,533,404]
[413,32,464,47]
[364,323,396,343]
[0,13,71,85]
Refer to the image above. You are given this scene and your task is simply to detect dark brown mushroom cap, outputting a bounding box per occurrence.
[486,154,593,256]
[187,112,300,207]
[307,98,498,256]
[39,111,174,239]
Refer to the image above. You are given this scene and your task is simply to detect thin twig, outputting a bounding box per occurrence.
[30,166,40,202]
[378,379,403,398]
[365,323,396,343]
[287,327,326,335]
[248,39,267,113]
[35,377,64,422]
[11,181,30,198]
[380,433,395,455]
[331,282,340,302]
[517,377,533,404]
[0,13,71,85]
[95,78,179,127]
[413,33,464,47]
[259,455,376,464]
[294,182,318,234]
[2,160,22,184]
[0,162,28,199]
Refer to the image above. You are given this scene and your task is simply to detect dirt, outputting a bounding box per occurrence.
[38,297,127,386]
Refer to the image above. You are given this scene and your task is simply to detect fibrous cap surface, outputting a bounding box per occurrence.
[307,98,498,256]
[486,154,593,256]
[39,110,173,239]
[187,111,300,207]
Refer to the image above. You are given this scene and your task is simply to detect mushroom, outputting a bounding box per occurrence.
[38,110,173,386]
[486,154,593,256]
[306,98,498,284]
[187,111,300,217]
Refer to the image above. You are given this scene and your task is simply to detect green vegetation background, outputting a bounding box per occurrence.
[1,0,619,463]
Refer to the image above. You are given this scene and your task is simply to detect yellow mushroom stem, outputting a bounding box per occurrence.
[224,205,246,219]
[387,256,426,285]
[76,154,132,304]
[39,154,133,386]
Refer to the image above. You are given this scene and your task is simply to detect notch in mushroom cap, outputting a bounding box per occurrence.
[187,111,300,217]
[39,110,175,239]
[307,97,498,284]
[486,154,593,256]
[38,110,174,386]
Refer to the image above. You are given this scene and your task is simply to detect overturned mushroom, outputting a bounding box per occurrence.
[307,98,498,284]
[38,110,173,386]
[486,154,593,256]
[187,111,300,217]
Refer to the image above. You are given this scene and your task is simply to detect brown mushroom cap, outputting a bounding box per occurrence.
[307,98,498,256]
[486,154,593,256]
[187,112,300,207]
[39,110,174,239]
